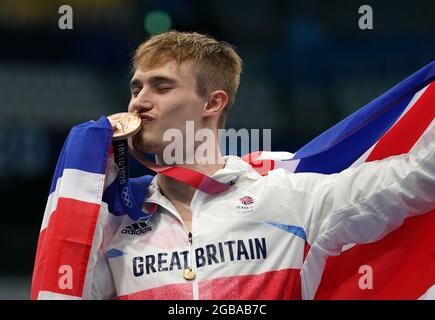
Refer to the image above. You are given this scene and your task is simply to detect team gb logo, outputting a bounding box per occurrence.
[235,195,255,215]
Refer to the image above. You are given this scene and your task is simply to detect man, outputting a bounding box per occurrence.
[40,31,435,300]
[127,31,242,234]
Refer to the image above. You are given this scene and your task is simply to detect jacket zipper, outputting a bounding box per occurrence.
[189,191,201,300]
[187,232,193,271]
[188,231,200,300]
[147,196,200,299]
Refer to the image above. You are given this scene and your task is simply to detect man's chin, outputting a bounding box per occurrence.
[131,136,163,155]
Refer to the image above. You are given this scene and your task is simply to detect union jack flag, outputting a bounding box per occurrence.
[248,60,435,299]
[31,60,435,299]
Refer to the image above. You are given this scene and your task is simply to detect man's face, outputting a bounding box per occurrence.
[128,60,207,155]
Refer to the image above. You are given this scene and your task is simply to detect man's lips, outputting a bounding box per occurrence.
[138,114,154,122]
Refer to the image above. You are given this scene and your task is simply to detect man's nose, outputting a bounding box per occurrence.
[129,92,153,113]
[129,102,153,113]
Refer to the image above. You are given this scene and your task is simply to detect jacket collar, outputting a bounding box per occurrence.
[144,155,259,207]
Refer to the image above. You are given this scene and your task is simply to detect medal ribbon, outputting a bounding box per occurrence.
[127,144,231,195]
[112,139,154,221]
[112,137,231,220]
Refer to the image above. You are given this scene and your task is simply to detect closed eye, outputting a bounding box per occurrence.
[131,88,141,97]
[150,76,177,93]
[130,78,142,97]
[156,86,173,93]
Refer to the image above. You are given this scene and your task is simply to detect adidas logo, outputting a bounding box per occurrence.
[121,221,152,235]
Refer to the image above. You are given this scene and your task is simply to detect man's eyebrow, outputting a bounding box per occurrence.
[147,76,177,86]
[130,76,177,89]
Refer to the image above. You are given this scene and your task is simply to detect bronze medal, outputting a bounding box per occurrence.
[107,112,141,141]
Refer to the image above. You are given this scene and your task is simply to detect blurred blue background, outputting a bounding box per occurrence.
[0,0,434,299]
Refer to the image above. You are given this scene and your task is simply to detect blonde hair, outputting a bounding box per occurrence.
[132,31,243,128]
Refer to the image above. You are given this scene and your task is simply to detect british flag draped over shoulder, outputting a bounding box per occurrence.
[31,61,435,300]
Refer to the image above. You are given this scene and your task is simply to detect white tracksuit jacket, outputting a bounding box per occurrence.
[87,126,435,300]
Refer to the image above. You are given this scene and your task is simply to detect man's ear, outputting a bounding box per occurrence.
[203,90,228,118]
